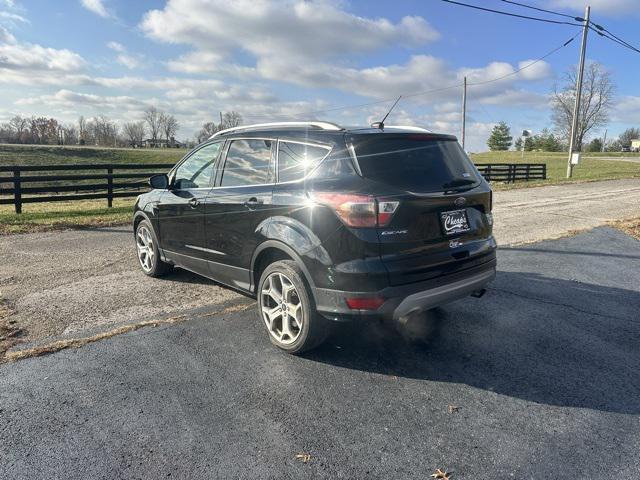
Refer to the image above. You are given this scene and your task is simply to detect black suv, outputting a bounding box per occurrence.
[133,122,496,353]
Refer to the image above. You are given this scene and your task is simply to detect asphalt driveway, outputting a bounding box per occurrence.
[1,227,639,479]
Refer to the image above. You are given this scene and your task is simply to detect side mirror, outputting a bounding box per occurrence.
[149,174,169,190]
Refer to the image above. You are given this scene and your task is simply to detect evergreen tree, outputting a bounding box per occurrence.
[487,122,512,151]
[587,138,603,152]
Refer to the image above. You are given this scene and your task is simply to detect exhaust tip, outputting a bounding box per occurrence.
[470,288,486,298]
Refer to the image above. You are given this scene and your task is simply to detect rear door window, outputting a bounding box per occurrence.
[220,139,274,187]
[277,141,330,182]
[353,136,479,192]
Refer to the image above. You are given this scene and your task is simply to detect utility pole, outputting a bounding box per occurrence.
[461,76,467,150]
[566,5,591,178]
[602,129,607,152]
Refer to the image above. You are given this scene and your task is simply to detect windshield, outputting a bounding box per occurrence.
[353,136,480,192]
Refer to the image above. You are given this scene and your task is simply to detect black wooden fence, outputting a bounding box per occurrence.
[475,163,547,183]
[0,163,174,213]
[1,162,548,214]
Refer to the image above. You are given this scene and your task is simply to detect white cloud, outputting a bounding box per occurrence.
[106,41,125,52]
[106,41,143,69]
[80,0,111,18]
[141,0,439,62]
[611,96,640,124]
[0,24,15,42]
[16,89,149,109]
[0,11,27,23]
[116,54,140,69]
[0,41,86,72]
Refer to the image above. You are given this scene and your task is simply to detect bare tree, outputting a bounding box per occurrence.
[221,111,243,129]
[78,116,87,145]
[144,107,162,144]
[89,115,119,146]
[162,114,179,145]
[123,121,146,146]
[551,62,614,149]
[197,122,220,143]
[62,124,78,145]
[8,115,28,143]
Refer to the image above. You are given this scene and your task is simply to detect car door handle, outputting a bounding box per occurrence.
[189,198,200,208]
[244,197,263,209]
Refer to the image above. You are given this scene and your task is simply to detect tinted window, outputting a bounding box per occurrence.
[221,139,273,187]
[354,137,479,192]
[277,142,329,182]
[174,143,221,189]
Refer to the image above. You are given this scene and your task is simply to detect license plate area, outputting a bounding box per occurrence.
[440,209,470,235]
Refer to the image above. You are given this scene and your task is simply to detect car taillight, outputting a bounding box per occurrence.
[310,193,399,228]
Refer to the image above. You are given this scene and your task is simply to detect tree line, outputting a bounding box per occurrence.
[486,62,636,153]
[0,107,180,148]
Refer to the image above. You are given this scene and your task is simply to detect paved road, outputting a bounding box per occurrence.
[1,178,638,348]
[1,228,639,479]
[493,178,640,245]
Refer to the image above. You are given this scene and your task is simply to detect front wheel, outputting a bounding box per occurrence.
[258,260,330,354]
[135,220,171,277]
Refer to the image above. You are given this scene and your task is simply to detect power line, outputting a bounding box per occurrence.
[499,0,581,21]
[467,34,578,86]
[439,0,583,27]
[589,24,640,54]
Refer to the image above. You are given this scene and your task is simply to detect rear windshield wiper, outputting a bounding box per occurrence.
[442,178,476,189]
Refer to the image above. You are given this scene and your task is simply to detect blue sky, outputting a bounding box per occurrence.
[0,0,638,151]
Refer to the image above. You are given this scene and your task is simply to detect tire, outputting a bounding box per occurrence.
[257,260,330,354]
[135,219,171,277]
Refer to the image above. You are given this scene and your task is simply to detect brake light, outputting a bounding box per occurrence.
[345,297,385,310]
[310,193,399,227]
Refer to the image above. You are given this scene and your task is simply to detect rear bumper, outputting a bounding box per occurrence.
[313,258,496,321]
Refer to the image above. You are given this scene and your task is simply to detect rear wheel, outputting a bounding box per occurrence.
[135,220,171,277]
[258,260,329,354]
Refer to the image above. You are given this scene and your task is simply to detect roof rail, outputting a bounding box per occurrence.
[209,121,343,139]
[384,125,432,133]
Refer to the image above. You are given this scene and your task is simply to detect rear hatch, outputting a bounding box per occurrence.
[351,133,494,286]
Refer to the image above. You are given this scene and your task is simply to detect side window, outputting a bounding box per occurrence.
[174,143,221,189]
[277,142,330,182]
[220,139,273,187]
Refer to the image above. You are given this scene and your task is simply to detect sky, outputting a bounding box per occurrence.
[0,0,638,151]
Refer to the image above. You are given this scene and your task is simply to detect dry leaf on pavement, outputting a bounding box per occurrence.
[295,453,311,463]
[431,468,452,479]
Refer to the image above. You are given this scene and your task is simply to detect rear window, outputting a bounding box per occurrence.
[353,137,479,192]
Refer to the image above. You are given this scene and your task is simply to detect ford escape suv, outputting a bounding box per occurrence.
[133,122,496,353]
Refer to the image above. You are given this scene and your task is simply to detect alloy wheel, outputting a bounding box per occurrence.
[260,272,304,345]
[136,225,155,273]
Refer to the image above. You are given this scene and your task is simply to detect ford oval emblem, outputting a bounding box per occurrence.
[454,197,466,207]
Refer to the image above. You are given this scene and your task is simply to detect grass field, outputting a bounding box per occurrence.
[0,143,187,166]
[1,144,639,234]
[0,199,133,235]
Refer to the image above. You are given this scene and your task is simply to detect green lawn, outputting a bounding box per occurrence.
[469,151,640,189]
[0,198,134,235]
[0,143,187,166]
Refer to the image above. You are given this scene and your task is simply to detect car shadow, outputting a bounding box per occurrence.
[304,271,640,415]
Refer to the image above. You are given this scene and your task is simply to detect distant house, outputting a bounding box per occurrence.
[631,139,640,152]
[142,137,184,148]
